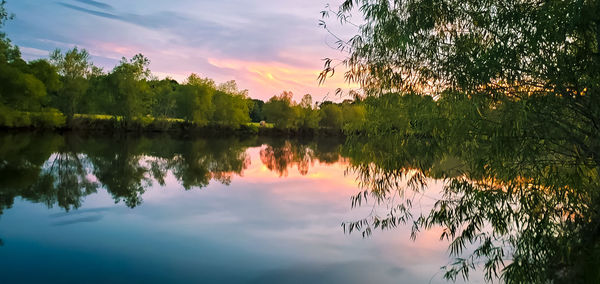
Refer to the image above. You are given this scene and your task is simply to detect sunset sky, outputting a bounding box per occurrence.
[5,0,358,101]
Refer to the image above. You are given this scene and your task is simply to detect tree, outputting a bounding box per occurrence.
[0,4,48,113]
[187,73,216,89]
[0,0,18,64]
[101,54,152,120]
[249,99,265,122]
[82,67,106,114]
[341,103,366,131]
[217,80,248,97]
[212,90,250,128]
[319,103,343,129]
[0,64,46,111]
[296,94,319,129]
[322,0,600,97]
[149,78,178,118]
[174,74,214,125]
[322,2,600,281]
[263,91,299,129]
[49,47,92,118]
[28,59,61,95]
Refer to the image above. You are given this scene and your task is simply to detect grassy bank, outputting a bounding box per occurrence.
[0,112,345,137]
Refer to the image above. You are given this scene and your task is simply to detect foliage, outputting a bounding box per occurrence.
[318,1,600,281]
[263,91,299,129]
[149,78,178,118]
[212,90,250,128]
[174,74,214,126]
[295,94,320,130]
[341,103,366,132]
[319,103,343,129]
[339,92,600,283]
[249,99,265,122]
[100,54,152,121]
[321,0,600,97]
[0,1,363,133]
[0,63,46,111]
[0,105,65,128]
[49,47,93,118]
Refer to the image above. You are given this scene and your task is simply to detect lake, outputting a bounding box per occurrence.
[0,132,485,283]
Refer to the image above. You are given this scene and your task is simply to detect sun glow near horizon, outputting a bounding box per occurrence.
[7,0,358,102]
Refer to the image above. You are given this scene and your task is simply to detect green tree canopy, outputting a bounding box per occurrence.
[319,103,343,129]
[101,54,152,120]
[49,47,93,118]
[263,91,299,129]
[175,74,215,125]
[322,0,600,97]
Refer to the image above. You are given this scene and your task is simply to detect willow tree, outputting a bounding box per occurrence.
[321,0,599,150]
[321,0,599,94]
[322,0,600,282]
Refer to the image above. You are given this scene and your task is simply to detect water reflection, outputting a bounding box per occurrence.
[0,133,258,211]
[0,130,600,282]
[8,130,590,282]
[342,131,600,283]
[2,132,462,283]
[259,138,343,177]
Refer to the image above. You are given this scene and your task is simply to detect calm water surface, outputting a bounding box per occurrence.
[0,132,481,283]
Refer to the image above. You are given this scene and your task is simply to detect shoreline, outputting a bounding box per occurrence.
[0,116,346,138]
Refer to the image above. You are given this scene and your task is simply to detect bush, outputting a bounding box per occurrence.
[0,105,65,128]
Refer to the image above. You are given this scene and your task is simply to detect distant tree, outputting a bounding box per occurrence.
[49,47,92,119]
[187,73,216,89]
[149,78,178,118]
[319,103,343,129]
[217,80,248,97]
[341,103,366,131]
[175,74,214,125]
[81,67,106,114]
[28,59,61,95]
[319,100,334,108]
[102,54,152,120]
[212,90,250,128]
[0,4,47,112]
[296,94,319,129]
[0,64,46,111]
[263,91,299,129]
[249,99,265,122]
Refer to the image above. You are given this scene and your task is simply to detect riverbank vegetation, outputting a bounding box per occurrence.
[0,2,367,135]
[2,0,600,282]
[320,0,600,282]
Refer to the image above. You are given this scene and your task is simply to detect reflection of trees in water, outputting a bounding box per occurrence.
[260,141,313,176]
[0,133,255,212]
[0,133,344,214]
[259,138,344,177]
[89,140,152,208]
[0,133,346,250]
[34,152,98,211]
[342,131,600,283]
[169,139,251,189]
[0,133,66,248]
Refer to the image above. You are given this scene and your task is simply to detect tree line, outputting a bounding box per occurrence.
[0,3,368,132]
[0,43,368,131]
